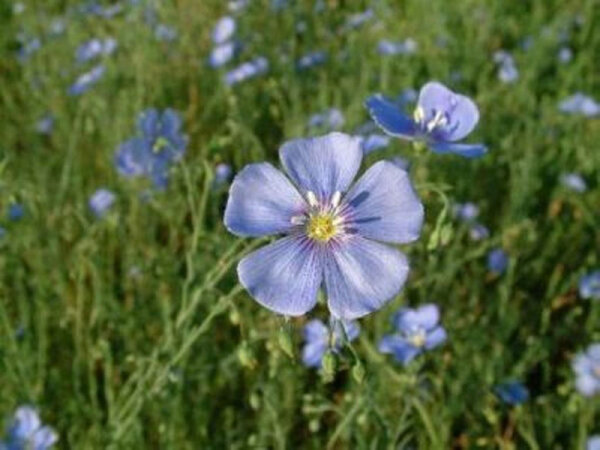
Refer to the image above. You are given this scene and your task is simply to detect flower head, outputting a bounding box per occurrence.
[224,57,268,85]
[494,381,529,405]
[75,38,117,63]
[560,173,587,193]
[366,82,486,158]
[580,271,600,300]
[573,343,600,396]
[588,436,600,450]
[297,51,327,71]
[89,188,116,217]
[115,109,187,189]
[469,223,489,241]
[453,202,479,222]
[224,133,424,319]
[155,24,177,42]
[7,203,25,221]
[209,42,237,68]
[2,405,58,450]
[378,304,446,365]
[487,248,508,275]
[35,114,54,135]
[308,108,344,131]
[302,318,360,368]
[212,16,236,45]
[68,64,105,96]
[559,93,600,117]
[377,39,417,56]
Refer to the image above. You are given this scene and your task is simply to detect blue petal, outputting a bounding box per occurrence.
[160,109,182,136]
[429,142,487,158]
[137,108,159,137]
[302,342,327,368]
[424,326,447,349]
[10,406,40,439]
[343,161,424,244]
[280,133,362,201]
[32,426,58,449]
[303,319,328,344]
[237,236,323,316]
[378,336,420,364]
[575,374,599,397]
[323,236,409,319]
[395,304,440,332]
[114,138,153,177]
[365,95,417,139]
[417,81,479,141]
[224,163,307,237]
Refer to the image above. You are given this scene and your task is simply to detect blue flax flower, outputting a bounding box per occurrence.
[377,39,417,56]
[75,38,117,63]
[209,42,237,68]
[487,248,508,275]
[224,57,268,85]
[212,16,236,45]
[495,381,529,405]
[2,405,57,449]
[469,223,489,241]
[558,46,573,64]
[493,50,519,83]
[224,133,424,319]
[155,24,178,42]
[580,271,600,300]
[573,343,600,396]
[588,436,600,450]
[302,318,360,368]
[344,9,374,30]
[558,93,600,117]
[453,202,479,222]
[366,82,486,158]
[115,109,187,189]
[308,108,344,131]
[7,204,24,221]
[378,303,447,365]
[35,114,54,135]
[297,51,327,71]
[68,64,105,96]
[89,188,116,218]
[560,173,587,193]
[213,163,232,188]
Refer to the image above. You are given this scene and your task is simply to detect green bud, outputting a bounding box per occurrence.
[309,419,320,433]
[228,308,240,325]
[277,327,294,359]
[237,343,256,369]
[249,392,261,410]
[352,362,366,384]
[321,350,337,382]
[440,223,453,246]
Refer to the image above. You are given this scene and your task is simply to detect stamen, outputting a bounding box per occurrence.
[331,191,342,209]
[413,106,425,124]
[290,215,305,226]
[306,191,319,208]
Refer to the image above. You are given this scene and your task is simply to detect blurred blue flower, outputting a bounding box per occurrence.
[155,24,177,42]
[2,405,58,450]
[560,173,587,193]
[469,223,489,241]
[558,46,573,64]
[366,81,487,158]
[36,114,54,135]
[297,51,327,71]
[213,163,232,188]
[588,436,600,450]
[487,248,508,275]
[224,57,269,85]
[224,133,424,319]
[308,108,344,131]
[573,343,600,396]
[493,50,519,83]
[115,109,187,189]
[68,64,105,96]
[377,39,417,56]
[579,271,600,300]
[344,9,374,30]
[212,16,236,44]
[360,134,391,154]
[75,38,117,63]
[495,381,529,405]
[453,202,479,222]
[558,93,600,117]
[379,304,447,365]
[209,42,237,68]
[89,189,116,218]
[302,318,360,368]
[7,203,24,221]
[228,0,249,13]
[48,18,66,37]
[17,36,41,62]
[520,36,534,51]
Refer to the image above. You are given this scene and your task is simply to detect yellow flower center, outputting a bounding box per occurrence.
[408,330,426,348]
[307,214,338,242]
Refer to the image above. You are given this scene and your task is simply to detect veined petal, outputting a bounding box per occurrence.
[224,163,307,237]
[394,304,440,332]
[137,108,159,137]
[280,133,362,200]
[378,335,420,364]
[303,319,328,343]
[324,236,409,319]
[365,94,418,139]
[429,142,487,158]
[424,326,447,349]
[160,108,183,136]
[343,161,424,244]
[418,81,480,141]
[237,236,323,316]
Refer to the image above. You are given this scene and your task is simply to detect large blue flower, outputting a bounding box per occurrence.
[378,303,447,365]
[573,343,600,396]
[366,81,487,158]
[302,318,360,368]
[2,405,57,450]
[224,133,424,319]
[114,108,187,189]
